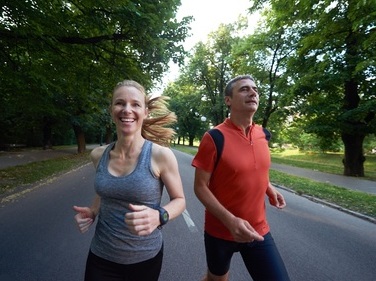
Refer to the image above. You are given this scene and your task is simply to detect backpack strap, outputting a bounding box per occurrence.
[207,128,224,172]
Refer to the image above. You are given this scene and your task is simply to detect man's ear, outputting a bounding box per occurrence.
[224,96,231,107]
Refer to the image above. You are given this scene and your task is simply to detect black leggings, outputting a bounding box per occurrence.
[205,232,290,281]
[84,247,163,281]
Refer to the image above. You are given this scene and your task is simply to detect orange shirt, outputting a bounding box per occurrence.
[192,118,271,241]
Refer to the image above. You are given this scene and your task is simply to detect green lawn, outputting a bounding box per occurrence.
[0,152,90,196]
[270,149,376,181]
[173,144,376,219]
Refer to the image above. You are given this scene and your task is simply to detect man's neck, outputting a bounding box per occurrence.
[229,114,254,135]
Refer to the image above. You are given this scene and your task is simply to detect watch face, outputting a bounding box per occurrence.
[162,212,168,222]
[159,207,169,225]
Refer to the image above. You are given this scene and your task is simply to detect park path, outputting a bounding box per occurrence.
[1,145,375,194]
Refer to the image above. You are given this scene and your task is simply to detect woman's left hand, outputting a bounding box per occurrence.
[125,204,160,236]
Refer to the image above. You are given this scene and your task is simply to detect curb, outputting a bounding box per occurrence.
[275,184,376,224]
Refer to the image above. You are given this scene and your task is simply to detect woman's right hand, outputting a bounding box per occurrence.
[73,206,95,233]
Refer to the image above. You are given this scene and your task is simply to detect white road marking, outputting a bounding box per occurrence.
[182,209,198,232]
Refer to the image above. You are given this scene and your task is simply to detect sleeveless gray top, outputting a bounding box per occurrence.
[90,140,164,264]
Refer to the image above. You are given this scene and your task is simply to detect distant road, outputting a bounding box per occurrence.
[271,163,376,195]
[0,145,98,169]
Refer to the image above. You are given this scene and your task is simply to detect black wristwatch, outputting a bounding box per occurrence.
[155,206,169,228]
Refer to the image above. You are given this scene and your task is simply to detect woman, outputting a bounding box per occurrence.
[73,80,185,281]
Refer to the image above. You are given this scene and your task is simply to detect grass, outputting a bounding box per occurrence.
[0,152,90,196]
[269,170,376,218]
[270,149,376,181]
[1,144,375,220]
[173,144,376,220]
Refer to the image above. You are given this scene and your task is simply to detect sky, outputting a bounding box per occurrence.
[153,0,260,94]
[176,0,255,50]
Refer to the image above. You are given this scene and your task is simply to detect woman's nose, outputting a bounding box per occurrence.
[122,104,132,112]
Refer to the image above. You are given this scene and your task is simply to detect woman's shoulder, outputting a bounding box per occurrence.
[151,142,169,154]
[151,142,175,162]
[90,144,111,165]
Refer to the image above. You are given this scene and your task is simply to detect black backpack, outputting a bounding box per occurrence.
[208,128,224,172]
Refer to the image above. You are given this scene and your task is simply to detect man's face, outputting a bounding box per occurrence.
[225,79,259,113]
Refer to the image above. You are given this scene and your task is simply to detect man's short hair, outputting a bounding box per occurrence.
[224,75,255,97]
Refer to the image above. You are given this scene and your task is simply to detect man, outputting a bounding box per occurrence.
[192,75,290,281]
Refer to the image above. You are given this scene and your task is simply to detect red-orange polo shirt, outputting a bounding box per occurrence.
[192,118,271,241]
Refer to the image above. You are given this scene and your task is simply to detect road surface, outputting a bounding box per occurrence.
[0,150,375,280]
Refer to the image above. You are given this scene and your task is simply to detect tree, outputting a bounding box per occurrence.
[230,11,299,143]
[0,0,192,152]
[250,0,376,177]
[164,77,206,146]
[184,22,247,126]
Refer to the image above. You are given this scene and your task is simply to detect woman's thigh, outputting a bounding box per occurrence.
[84,248,163,281]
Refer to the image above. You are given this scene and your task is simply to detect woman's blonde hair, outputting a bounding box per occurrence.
[113,80,176,147]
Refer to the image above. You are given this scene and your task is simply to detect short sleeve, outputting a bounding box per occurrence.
[191,132,217,173]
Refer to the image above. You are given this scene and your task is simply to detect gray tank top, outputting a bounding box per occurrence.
[90,140,164,264]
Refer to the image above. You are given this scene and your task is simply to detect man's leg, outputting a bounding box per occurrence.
[203,232,238,281]
[201,271,230,281]
[240,232,290,281]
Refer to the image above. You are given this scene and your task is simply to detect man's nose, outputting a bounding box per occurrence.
[249,90,257,96]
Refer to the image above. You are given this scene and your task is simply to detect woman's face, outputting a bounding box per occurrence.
[111,86,148,135]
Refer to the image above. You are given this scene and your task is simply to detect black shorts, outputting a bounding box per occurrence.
[84,246,163,281]
[204,232,290,281]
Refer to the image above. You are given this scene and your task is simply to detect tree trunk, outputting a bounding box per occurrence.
[73,125,86,153]
[341,29,365,177]
[341,133,365,177]
[42,117,53,150]
[104,127,113,144]
[189,135,194,146]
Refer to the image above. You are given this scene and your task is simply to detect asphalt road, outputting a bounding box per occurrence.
[0,150,375,281]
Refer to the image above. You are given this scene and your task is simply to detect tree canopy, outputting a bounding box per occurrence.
[165,0,376,177]
[0,0,192,151]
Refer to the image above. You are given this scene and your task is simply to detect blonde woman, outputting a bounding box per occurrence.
[73,80,185,281]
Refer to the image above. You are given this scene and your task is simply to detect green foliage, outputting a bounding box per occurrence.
[245,0,376,176]
[0,0,192,147]
[164,77,207,145]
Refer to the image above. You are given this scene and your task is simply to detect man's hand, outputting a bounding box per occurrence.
[267,184,287,209]
[228,217,264,243]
